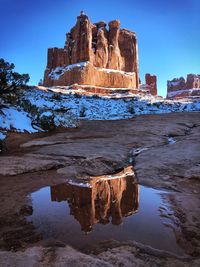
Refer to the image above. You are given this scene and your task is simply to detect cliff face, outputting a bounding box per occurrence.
[167,74,200,98]
[43,12,139,90]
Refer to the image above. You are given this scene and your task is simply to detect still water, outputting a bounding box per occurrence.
[28,174,184,255]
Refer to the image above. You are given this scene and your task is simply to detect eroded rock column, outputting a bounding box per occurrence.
[94,21,109,68]
[119,29,139,87]
[107,20,122,70]
[70,13,94,64]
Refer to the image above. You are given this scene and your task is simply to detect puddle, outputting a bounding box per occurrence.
[28,174,184,255]
[167,137,176,145]
[132,147,148,156]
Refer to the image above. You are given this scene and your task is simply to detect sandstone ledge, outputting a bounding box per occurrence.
[44,62,137,89]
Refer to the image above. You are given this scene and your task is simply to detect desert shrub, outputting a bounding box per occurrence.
[0,58,29,95]
[152,102,161,108]
[0,134,6,153]
[52,93,62,101]
[73,93,82,98]
[19,99,39,116]
[80,106,86,117]
[32,112,56,131]
[127,104,135,114]
[0,141,4,153]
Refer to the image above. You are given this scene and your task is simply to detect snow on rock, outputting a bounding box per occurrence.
[48,62,89,80]
[0,132,6,141]
[67,180,92,188]
[167,137,176,145]
[133,147,148,155]
[96,67,134,76]
[0,106,37,133]
[36,110,78,130]
[1,86,200,134]
[167,88,200,98]
[21,87,200,121]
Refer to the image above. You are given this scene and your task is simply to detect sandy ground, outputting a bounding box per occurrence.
[0,112,200,266]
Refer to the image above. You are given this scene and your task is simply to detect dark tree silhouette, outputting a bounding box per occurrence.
[0,58,29,94]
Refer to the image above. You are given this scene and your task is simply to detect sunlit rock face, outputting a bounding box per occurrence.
[145,73,157,96]
[138,73,157,96]
[43,12,139,90]
[51,168,139,233]
[167,74,200,99]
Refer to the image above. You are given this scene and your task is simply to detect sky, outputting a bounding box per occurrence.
[0,0,199,96]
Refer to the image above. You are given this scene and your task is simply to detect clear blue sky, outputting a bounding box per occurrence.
[0,0,199,96]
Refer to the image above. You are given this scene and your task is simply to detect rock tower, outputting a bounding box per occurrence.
[145,73,157,96]
[43,12,139,90]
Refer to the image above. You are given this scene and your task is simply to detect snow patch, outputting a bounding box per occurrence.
[67,180,92,188]
[49,62,89,80]
[96,67,134,76]
[167,137,176,145]
[133,147,148,155]
[22,87,200,122]
[0,107,37,133]
[96,172,135,182]
[40,111,53,117]
[0,132,6,141]
[1,86,200,134]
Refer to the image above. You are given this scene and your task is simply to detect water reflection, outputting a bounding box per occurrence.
[51,167,139,232]
[29,167,184,255]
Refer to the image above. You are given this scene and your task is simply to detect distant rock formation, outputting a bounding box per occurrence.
[43,12,139,91]
[145,73,157,96]
[167,74,200,99]
[139,73,157,96]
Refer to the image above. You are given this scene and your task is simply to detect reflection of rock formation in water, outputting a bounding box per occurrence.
[51,167,139,232]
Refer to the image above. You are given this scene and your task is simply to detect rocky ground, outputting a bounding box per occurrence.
[0,112,200,266]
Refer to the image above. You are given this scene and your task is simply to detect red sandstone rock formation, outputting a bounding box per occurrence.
[186,74,200,89]
[95,23,109,68]
[167,74,200,99]
[43,12,139,90]
[145,73,157,96]
[70,13,94,64]
[139,74,158,96]
[107,20,121,70]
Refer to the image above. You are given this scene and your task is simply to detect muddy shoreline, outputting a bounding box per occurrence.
[0,112,200,266]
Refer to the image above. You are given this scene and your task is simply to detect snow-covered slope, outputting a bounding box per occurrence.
[0,86,200,135]
[23,87,200,119]
[0,106,37,133]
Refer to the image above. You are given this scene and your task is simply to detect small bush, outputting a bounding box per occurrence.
[52,93,62,101]
[127,105,135,114]
[80,106,86,117]
[32,113,56,131]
